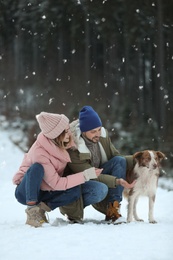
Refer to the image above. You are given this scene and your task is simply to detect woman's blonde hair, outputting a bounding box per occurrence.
[54,129,72,149]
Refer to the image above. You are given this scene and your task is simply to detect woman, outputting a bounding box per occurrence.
[12,112,106,227]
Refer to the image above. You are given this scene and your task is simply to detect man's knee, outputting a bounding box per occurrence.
[113,156,126,164]
[68,186,81,201]
[98,183,108,201]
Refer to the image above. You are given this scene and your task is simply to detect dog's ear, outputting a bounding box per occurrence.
[133,151,143,161]
[156,151,166,161]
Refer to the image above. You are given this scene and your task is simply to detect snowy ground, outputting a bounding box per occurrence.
[0,129,173,260]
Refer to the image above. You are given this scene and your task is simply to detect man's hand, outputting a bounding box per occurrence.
[95,168,103,177]
[117,178,136,189]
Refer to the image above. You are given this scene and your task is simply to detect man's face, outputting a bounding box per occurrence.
[83,127,101,143]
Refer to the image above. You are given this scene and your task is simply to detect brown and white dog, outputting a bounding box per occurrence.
[124,150,165,224]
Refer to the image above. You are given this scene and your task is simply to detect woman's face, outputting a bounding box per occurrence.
[62,127,71,142]
[55,126,71,145]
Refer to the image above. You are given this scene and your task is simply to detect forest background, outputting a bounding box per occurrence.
[0,0,173,173]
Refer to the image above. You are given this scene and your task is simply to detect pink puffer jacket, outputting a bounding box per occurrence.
[12,133,85,191]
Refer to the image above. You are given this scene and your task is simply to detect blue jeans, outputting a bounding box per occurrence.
[15,163,108,210]
[81,180,108,207]
[101,156,126,203]
[15,163,81,210]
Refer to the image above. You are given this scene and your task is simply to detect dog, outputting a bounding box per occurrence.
[124,150,165,223]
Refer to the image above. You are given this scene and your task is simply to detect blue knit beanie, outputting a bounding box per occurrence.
[79,106,102,132]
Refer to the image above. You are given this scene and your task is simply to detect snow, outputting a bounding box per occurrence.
[0,129,173,260]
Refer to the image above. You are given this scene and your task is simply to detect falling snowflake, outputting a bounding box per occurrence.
[49,98,54,105]
[148,118,153,124]
[19,89,24,94]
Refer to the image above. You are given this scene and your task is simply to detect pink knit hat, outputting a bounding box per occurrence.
[36,112,69,139]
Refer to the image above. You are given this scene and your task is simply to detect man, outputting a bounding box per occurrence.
[60,106,135,224]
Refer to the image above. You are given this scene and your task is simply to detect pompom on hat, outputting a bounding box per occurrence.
[79,106,102,132]
[36,112,69,139]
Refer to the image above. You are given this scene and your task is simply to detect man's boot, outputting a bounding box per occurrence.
[105,201,125,224]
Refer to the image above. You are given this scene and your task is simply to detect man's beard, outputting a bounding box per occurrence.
[82,133,100,143]
[92,136,100,142]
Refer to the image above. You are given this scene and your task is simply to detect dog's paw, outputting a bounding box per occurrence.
[136,218,144,222]
[149,219,157,224]
[127,218,133,223]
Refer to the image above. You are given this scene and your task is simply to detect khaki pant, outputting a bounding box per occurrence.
[59,195,108,220]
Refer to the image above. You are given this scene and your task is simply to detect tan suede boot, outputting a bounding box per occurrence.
[105,201,122,222]
[25,202,51,227]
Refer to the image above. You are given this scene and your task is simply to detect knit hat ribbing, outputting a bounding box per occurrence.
[79,106,102,132]
[36,112,69,139]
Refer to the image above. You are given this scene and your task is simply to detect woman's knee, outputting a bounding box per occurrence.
[30,162,44,172]
[28,163,44,177]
